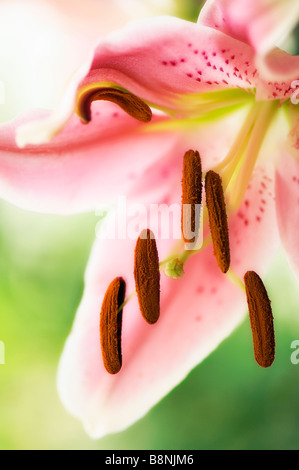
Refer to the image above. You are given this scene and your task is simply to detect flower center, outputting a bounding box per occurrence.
[92,87,279,374]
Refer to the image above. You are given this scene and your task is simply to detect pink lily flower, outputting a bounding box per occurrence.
[0,0,299,438]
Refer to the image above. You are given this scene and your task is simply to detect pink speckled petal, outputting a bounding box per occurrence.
[229,162,280,278]
[16,16,262,148]
[57,161,279,438]
[79,17,258,106]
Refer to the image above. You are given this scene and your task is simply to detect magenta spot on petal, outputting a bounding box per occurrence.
[170,61,177,66]
[256,216,261,222]
[244,219,249,226]
[244,200,249,207]
[194,50,198,55]
[162,61,168,66]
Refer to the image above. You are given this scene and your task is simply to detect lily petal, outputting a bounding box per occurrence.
[0,96,252,215]
[57,160,279,438]
[0,103,186,214]
[228,162,280,277]
[57,225,246,438]
[275,146,299,279]
[199,0,299,57]
[16,16,261,147]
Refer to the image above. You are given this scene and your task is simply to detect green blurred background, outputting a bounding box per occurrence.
[0,0,299,451]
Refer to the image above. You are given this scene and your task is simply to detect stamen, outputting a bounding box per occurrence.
[205,170,230,273]
[181,150,202,245]
[100,277,126,375]
[134,229,160,324]
[244,271,275,368]
[77,87,152,123]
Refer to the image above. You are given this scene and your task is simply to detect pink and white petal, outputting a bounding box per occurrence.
[199,0,299,57]
[0,103,183,214]
[16,17,258,147]
[255,47,299,85]
[79,18,257,110]
[228,162,280,278]
[57,163,279,438]
[57,220,246,438]
[275,148,299,279]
